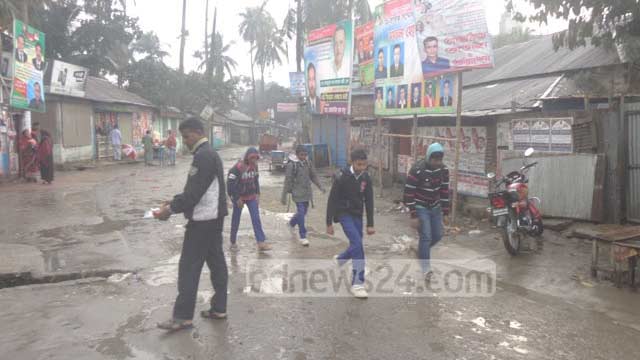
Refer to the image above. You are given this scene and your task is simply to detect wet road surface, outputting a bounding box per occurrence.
[1,145,639,359]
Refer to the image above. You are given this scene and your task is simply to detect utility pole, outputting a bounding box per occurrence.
[178,0,187,74]
[207,6,217,81]
[296,0,303,72]
[204,0,209,75]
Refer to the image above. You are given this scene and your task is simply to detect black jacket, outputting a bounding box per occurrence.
[170,141,228,222]
[326,166,374,227]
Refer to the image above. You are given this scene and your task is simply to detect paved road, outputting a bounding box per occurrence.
[0,145,638,359]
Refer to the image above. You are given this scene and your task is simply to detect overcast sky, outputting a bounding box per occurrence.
[127,0,567,86]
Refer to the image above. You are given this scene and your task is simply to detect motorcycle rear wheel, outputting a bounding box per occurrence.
[502,213,520,256]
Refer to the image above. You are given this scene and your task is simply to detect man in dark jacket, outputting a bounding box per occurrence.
[228,147,272,252]
[326,149,375,299]
[403,143,450,281]
[281,145,325,246]
[154,117,229,331]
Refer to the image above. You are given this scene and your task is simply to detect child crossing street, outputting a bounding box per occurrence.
[326,149,375,299]
[227,147,272,252]
[281,145,326,246]
[403,143,450,282]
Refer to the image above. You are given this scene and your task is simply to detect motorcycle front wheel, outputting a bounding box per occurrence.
[502,212,520,256]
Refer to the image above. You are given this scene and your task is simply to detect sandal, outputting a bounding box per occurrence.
[200,310,227,319]
[157,319,193,331]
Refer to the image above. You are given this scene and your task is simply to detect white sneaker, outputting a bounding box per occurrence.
[299,238,310,247]
[351,285,368,299]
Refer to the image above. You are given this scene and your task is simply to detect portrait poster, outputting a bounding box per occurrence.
[304,20,354,115]
[10,19,46,112]
[374,0,456,116]
[413,0,494,79]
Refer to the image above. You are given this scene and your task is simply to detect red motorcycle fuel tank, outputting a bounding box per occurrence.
[507,182,529,201]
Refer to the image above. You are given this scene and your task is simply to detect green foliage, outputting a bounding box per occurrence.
[511,0,640,51]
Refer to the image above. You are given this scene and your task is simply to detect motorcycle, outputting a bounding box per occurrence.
[487,148,544,256]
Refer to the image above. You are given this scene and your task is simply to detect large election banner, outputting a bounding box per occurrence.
[414,0,494,78]
[304,20,354,115]
[10,19,46,112]
[352,21,375,91]
[374,0,457,116]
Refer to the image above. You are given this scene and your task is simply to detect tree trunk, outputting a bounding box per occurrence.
[204,0,209,74]
[296,0,303,72]
[178,0,187,74]
[207,6,217,80]
[250,46,257,117]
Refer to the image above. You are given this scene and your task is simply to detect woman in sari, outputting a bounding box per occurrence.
[38,130,54,184]
[19,129,39,182]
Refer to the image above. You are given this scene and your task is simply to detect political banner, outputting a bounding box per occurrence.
[304,20,354,115]
[289,72,306,97]
[511,118,573,152]
[49,60,88,97]
[10,19,46,112]
[277,103,298,113]
[413,0,494,78]
[352,21,375,91]
[373,0,456,116]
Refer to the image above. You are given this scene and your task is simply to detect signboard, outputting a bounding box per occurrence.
[416,126,489,197]
[373,0,457,116]
[289,72,306,97]
[277,103,298,113]
[352,21,375,91]
[511,118,573,152]
[10,19,46,112]
[304,20,354,115]
[49,60,88,97]
[414,0,494,78]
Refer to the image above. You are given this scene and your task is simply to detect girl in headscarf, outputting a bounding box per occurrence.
[38,130,54,184]
[19,129,39,182]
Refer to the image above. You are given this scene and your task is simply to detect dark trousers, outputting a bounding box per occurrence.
[173,219,228,320]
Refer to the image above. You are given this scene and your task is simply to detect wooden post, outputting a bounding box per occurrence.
[451,72,464,225]
[411,114,418,164]
[377,117,384,197]
[347,116,352,161]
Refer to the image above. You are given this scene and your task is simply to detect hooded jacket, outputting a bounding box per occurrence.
[281,153,324,204]
[403,143,450,218]
[227,147,260,201]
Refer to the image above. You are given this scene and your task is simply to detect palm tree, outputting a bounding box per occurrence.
[238,1,269,116]
[254,19,287,100]
[194,32,237,80]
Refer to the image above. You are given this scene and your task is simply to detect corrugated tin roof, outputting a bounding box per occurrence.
[85,77,155,108]
[215,110,254,122]
[463,75,559,112]
[464,35,621,87]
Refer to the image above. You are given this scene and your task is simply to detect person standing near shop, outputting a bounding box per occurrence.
[110,125,122,161]
[38,130,54,184]
[142,130,153,166]
[154,117,229,331]
[166,130,177,166]
[281,145,325,246]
